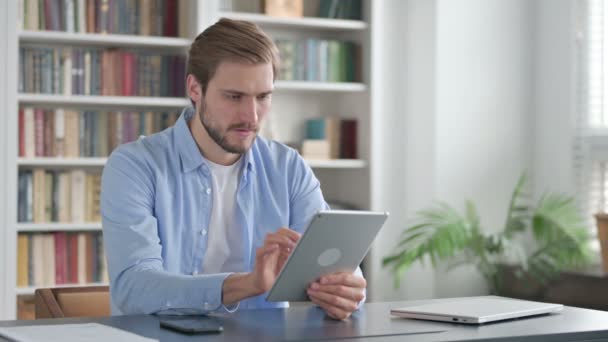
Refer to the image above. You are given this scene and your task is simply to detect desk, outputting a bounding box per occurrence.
[2,298,608,341]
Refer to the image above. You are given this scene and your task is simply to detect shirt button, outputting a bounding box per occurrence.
[192,270,198,276]
[200,229,207,236]
[203,302,210,310]
[206,188,211,195]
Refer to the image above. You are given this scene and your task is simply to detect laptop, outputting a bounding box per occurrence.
[390,296,563,324]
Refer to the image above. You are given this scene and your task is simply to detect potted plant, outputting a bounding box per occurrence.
[383,174,593,295]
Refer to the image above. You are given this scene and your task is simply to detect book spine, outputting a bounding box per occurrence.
[54,232,67,284]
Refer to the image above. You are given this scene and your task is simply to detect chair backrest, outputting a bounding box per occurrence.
[34,286,110,319]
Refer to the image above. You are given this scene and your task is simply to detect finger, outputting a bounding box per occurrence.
[256,244,278,260]
[307,288,358,313]
[319,273,367,288]
[309,292,351,320]
[264,235,296,250]
[309,283,365,303]
[276,227,301,243]
[310,296,348,320]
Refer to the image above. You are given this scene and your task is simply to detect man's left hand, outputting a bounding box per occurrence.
[307,272,366,320]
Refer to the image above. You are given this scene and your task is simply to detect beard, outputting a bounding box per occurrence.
[198,102,258,154]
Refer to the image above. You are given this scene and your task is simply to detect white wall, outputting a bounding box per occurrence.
[0,0,8,318]
[368,0,437,302]
[369,0,536,300]
[0,0,18,319]
[533,0,576,197]
[433,0,535,297]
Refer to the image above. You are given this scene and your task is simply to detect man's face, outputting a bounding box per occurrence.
[198,61,273,154]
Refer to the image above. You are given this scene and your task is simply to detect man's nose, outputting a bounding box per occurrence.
[239,96,258,124]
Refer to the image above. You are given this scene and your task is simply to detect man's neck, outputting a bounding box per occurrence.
[188,111,241,166]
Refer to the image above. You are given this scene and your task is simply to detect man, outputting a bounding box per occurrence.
[101,18,366,320]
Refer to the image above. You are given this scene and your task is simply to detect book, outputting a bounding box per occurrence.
[302,140,330,160]
[68,233,79,284]
[77,233,86,284]
[17,235,29,287]
[44,234,56,285]
[32,234,44,286]
[54,232,68,284]
[264,0,303,18]
[305,118,341,159]
[71,170,86,223]
[340,119,358,159]
[32,169,46,223]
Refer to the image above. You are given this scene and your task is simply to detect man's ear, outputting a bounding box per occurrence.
[186,74,202,108]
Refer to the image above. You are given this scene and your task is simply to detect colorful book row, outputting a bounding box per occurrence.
[19,47,186,97]
[18,108,179,158]
[19,0,181,37]
[17,232,108,287]
[18,169,101,224]
[275,39,360,83]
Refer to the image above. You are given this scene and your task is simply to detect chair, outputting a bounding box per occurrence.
[34,286,110,319]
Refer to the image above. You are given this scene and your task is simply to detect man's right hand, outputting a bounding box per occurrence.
[222,227,301,305]
[251,227,301,292]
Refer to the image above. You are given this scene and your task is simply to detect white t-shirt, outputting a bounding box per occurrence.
[201,157,246,274]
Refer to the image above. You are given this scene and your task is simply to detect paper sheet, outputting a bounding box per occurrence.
[0,323,157,342]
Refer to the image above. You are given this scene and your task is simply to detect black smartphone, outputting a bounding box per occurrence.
[159,316,224,334]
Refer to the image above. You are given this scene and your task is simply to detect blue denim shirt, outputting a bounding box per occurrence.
[101,106,346,315]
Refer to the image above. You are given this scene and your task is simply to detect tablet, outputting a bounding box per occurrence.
[266,210,389,302]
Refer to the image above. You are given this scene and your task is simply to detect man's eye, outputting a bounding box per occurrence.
[258,94,270,100]
[228,94,241,100]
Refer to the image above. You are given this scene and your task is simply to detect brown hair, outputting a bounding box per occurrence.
[187,18,280,95]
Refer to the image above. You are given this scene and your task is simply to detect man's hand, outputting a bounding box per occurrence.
[307,272,366,320]
[262,227,301,276]
[222,227,300,305]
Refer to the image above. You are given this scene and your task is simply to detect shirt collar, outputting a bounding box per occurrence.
[174,106,256,174]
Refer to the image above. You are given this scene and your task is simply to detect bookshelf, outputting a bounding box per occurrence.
[1,0,379,320]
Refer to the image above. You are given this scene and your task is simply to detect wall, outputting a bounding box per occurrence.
[0,0,8,318]
[368,0,437,301]
[433,0,535,296]
[533,0,576,197]
[369,0,536,300]
[0,0,18,319]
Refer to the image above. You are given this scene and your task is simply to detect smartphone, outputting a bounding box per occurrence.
[159,316,224,334]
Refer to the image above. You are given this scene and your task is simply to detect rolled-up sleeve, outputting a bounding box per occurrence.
[101,148,229,315]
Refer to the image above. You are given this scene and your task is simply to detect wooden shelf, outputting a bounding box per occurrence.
[16,223,102,233]
[16,283,108,296]
[305,159,366,169]
[19,30,191,48]
[17,94,190,108]
[274,81,366,92]
[219,12,367,31]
